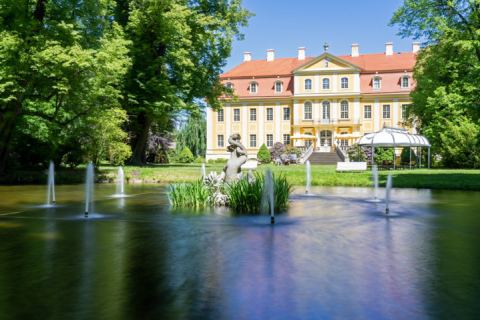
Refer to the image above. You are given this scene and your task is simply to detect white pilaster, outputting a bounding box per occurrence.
[332,73,338,91]
[275,102,282,143]
[258,103,264,146]
[242,103,248,141]
[354,73,360,93]
[294,77,299,93]
[374,98,380,131]
[206,107,213,150]
[315,75,320,93]
[293,100,299,125]
[332,99,338,120]
[225,104,231,141]
[313,100,319,123]
[393,99,399,128]
[353,98,360,123]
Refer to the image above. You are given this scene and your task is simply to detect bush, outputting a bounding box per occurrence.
[109,142,132,166]
[400,147,416,165]
[347,144,366,162]
[194,156,205,164]
[285,145,302,157]
[176,146,195,163]
[374,148,395,165]
[257,144,272,163]
[269,142,285,160]
[207,158,228,164]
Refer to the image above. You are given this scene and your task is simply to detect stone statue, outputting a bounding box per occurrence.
[223,133,248,182]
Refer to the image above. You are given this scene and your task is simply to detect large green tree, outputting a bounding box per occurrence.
[0,0,131,173]
[115,0,250,164]
[391,0,480,167]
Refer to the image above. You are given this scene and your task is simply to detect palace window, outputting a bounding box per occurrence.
[364,105,372,119]
[304,102,313,120]
[233,108,240,122]
[322,78,330,89]
[341,77,349,89]
[339,139,349,148]
[305,79,312,90]
[250,108,257,121]
[373,76,382,90]
[217,109,224,122]
[225,82,234,89]
[383,104,391,119]
[275,81,283,93]
[249,82,258,94]
[266,108,273,121]
[401,76,409,88]
[283,134,291,145]
[250,134,257,147]
[217,135,224,147]
[340,101,349,119]
[402,104,409,119]
[283,107,290,120]
[266,134,274,147]
[322,101,330,119]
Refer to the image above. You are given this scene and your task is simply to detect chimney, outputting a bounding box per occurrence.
[243,52,252,62]
[385,42,393,56]
[267,49,275,62]
[298,47,306,60]
[351,43,359,57]
[412,42,421,53]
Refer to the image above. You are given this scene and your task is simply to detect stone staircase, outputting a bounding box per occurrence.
[307,152,343,164]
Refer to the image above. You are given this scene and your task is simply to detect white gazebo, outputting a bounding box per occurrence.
[357,127,431,169]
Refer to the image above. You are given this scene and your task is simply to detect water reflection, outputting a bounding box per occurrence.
[0,185,479,319]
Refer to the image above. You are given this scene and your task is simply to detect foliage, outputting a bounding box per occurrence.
[374,148,395,165]
[194,156,205,164]
[391,0,480,167]
[176,111,206,157]
[207,158,228,164]
[225,172,291,214]
[257,144,272,163]
[146,133,173,164]
[168,180,210,208]
[285,145,302,157]
[347,144,367,162]
[400,147,416,165]
[176,146,195,163]
[269,142,285,160]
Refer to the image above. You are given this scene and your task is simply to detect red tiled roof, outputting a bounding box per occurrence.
[221,57,314,78]
[221,52,416,78]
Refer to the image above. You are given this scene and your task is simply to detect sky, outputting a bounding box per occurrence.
[224,0,412,71]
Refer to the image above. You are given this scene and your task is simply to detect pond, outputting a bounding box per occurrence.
[0,184,479,319]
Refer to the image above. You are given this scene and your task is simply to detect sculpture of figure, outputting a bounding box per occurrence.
[223,134,248,182]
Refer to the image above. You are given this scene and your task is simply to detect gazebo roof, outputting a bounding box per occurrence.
[357,127,430,148]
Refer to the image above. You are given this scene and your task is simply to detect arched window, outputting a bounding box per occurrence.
[373,76,381,90]
[322,101,330,120]
[401,76,409,88]
[322,78,330,89]
[305,79,312,90]
[275,81,283,93]
[340,100,349,119]
[341,77,348,89]
[249,82,258,94]
[304,102,313,120]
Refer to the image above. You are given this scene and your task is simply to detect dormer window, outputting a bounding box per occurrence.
[322,78,330,90]
[305,79,312,90]
[401,76,409,88]
[225,82,234,89]
[373,76,382,90]
[275,81,283,93]
[249,82,258,94]
[341,77,349,89]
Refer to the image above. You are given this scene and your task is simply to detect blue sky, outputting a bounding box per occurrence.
[224,0,412,71]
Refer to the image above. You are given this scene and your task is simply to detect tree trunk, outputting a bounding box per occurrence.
[130,112,152,165]
[0,104,21,175]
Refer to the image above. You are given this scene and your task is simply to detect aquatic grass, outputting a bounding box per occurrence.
[225,173,292,214]
[168,180,211,208]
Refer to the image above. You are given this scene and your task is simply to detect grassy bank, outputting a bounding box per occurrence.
[2,164,480,191]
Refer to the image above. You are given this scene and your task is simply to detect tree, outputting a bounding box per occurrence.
[0,0,131,174]
[115,0,251,165]
[176,110,206,157]
[257,144,271,163]
[391,0,480,167]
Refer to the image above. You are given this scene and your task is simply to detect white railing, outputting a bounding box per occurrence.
[334,142,347,162]
[316,118,338,125]
[299,144,314,164]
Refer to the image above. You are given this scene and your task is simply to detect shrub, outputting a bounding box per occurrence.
[168,180,211,208]
[194,156,205,164]
[347,144,366,162]
[400,147,416,165]
[109,142,132,166]
[176,146,195,163]
[207,158,228,164]
[269,142,285,160]
[285,145,302,157]
[374,148,395,165]
[257,144,272,163]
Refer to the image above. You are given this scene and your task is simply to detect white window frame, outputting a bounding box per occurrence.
[322,101,330,120]
[305,79,312,90]
[373,76,382,90]
[217,109,224,122]
[283,107,290,121]
[249,108,257,121]
[225,82,234,89]
[364,105,372,119]
[233,108,240,122]
[383,104,391,119]
[266,134,273,147]
[341,77,348,89]
[217,135,224,147]
[249,134,257,148]
[275,81,283,93]
[340,101,349,119]
[304,102,313,120]
[283,134,291,145]
[322,78,330,90]
[401,104,409,119]
[266,108,273,121]
[401,76,409,88]
[249,82,258,94]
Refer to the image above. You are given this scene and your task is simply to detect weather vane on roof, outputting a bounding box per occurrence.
[324,42,329,52]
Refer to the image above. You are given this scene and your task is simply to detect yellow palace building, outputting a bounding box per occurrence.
[206,42,420,162]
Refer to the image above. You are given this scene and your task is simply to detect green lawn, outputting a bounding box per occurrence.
[3,163,480,191]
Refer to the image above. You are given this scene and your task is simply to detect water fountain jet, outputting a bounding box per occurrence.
[370,164,381,202]
[385,173,393,215]
[115,166,125,196]
[46,161,56,206]
[305,160,311,194]
[85,162,94,217]
[201,163,206,179]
